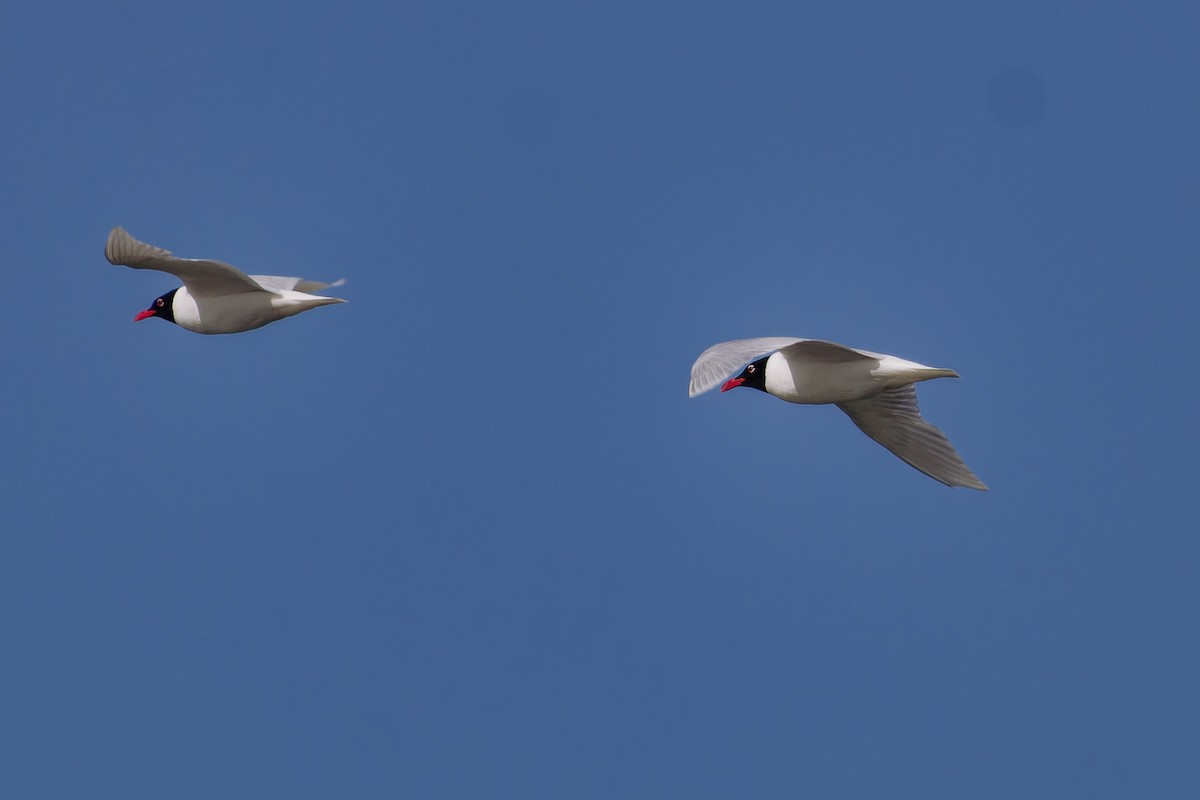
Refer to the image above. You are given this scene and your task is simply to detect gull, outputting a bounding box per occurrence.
[690,337,987,490]
[104,226,345,334]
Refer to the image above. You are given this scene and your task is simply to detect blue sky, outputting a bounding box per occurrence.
[2,1,1198,797]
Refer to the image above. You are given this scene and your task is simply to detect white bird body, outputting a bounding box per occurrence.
[104,226,345,334]
[167,285,345,334]
[690,337,986,490]
[761,349,957,404]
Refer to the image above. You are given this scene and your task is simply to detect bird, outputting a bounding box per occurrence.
[104,226,346,334]
[689,337,987,490]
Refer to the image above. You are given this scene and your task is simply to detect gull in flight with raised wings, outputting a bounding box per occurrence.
[104,226,345,334]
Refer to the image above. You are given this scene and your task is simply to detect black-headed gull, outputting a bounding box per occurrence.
[104,227,346,334]
[690,338,987,490]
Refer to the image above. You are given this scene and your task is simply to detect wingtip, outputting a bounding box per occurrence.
[104,227,173,267]
[104,226,130,265]
[946,469,987,490]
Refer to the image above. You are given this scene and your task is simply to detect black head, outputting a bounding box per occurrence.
[720,355,769,393]
[134,288,178,325]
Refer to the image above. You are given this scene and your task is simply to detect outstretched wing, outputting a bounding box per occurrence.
[105,227,267,298]
[688,337,806,397]
[837,384,988,490]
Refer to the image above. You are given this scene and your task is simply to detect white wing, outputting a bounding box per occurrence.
[105,227,269,298]
[250,275,346,295]
[688,337,807,397]
[837,384,988,490]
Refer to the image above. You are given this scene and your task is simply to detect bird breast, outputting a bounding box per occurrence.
[763,351,885,404]
[173,288,277,334]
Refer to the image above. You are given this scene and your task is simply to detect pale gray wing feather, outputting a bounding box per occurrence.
[837,385,988,490]
[689,337,806,397]
[777,339,878,364]
[249,275,345,294]
[105,227,267,297]
[248,275,302,292]
[296,277,345,294]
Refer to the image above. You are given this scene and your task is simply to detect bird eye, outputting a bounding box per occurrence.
[746,364,756,373]
[156,298,164,307]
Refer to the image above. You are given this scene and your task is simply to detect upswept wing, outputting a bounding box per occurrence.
[837,384,988,490]
[689,337,804,397]
[689,337,876,397]
[105,227,267,297]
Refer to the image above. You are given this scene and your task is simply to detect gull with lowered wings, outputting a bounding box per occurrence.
[690,337,987,490]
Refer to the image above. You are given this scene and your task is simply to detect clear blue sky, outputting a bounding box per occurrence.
[2,1,1198,797]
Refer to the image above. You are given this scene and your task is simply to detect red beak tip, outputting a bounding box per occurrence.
[720,378,745,392]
